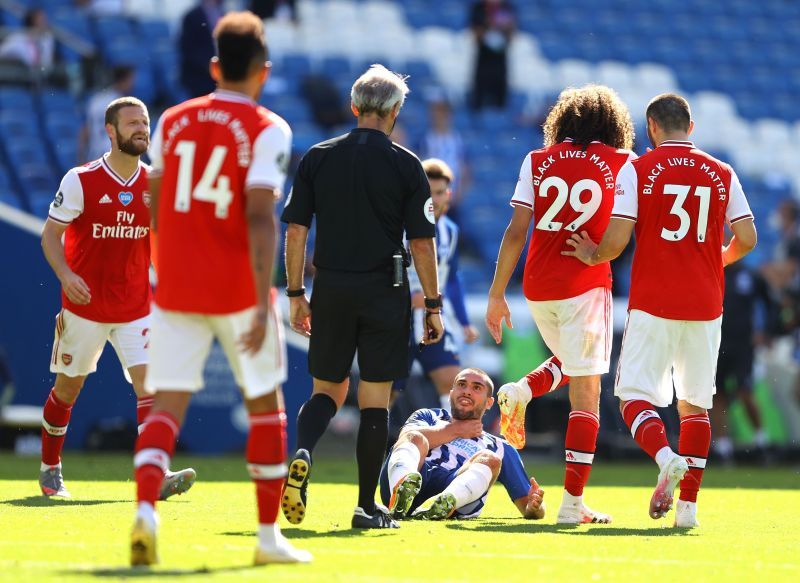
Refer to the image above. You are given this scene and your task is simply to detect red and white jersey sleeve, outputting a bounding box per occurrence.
[510,154,534,210]
[725,170,753,224]
[611,160,638,222]
[48,169,84,224]
[245,116,292,195]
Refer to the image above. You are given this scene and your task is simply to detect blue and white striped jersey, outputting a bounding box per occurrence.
[404,408,531,503]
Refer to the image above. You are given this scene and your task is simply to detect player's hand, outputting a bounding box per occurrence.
[463,325,480,344]
[449,418,484,439]
[60,270,91,305]
[239,305,268,355]
[525,477,545,518]
[410,292,425,309]
[485,295,512,344]
[289,295,312,337]
[561,230,599,266]
[422,311,444,345]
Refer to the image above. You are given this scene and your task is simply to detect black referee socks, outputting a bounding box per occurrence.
[295,393,338,456]
[356,407,390,514]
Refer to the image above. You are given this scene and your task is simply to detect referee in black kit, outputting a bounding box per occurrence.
[280,64,443,529]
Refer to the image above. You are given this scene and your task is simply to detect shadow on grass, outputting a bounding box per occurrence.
[63,565,262,578]
[221,527,397,539]
[0,496,133,507]
[444,519,696,537]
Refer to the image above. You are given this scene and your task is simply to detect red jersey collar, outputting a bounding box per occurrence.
[212,89,257,105]
[100,155,142,187]
[658,140,695,147]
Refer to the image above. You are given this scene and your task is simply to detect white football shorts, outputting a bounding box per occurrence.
[526,286,612,377]
[145,303,287,399]
[50,309,150,379]
[615,309,721,409]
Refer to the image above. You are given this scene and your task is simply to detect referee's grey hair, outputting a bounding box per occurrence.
[350,64,409,118]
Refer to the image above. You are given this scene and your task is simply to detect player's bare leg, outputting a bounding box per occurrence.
[129,365,196,501]
[40,373,85,498]
[413,451,500,520]
[557,376,610,524]
[430,365,460,412]
[284,378,348,525]
[248,389,311,564]
[498,356,569,449]
[386,430,427,519]
[131,390,192,567]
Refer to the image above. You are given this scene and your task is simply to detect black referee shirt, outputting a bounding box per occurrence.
[281,128,435,272]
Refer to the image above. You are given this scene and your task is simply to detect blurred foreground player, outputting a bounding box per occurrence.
[130,12,310,565]
[565,93,757,527]
[381,368,545,521]
[486,85,635,524]
[41,97,195,500]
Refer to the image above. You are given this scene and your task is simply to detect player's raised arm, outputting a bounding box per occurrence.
[486,205,532,343]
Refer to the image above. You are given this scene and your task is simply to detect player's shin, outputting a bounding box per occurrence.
[621,400,673,464]
[133,411,179,508]
[136,396,155,434]
[678,413,711,503]
[247,411,288,546]
[524,356,570,398]
[387,440,422,489]
[563,410,599,496]
[41,388,73,467]
[441,462,493,510]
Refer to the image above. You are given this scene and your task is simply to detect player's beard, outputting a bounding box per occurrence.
[450,399,484,420]
[115,128,149,156]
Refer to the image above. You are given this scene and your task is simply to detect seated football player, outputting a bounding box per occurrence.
[379,368,545,520]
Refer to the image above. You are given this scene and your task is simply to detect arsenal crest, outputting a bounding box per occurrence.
[62,353,73,365]
[143,191,151,208]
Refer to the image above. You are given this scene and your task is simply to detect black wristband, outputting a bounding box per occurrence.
[286,287,305,298]
[424,295,443,309]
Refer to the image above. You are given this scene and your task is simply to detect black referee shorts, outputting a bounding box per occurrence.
[716,341,754,392]
[308,268,411,383]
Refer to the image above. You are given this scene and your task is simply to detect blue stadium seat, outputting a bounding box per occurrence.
[0,88,34,112]
[136,18,172,42]
[38,90,78,116]
[279,54,314,79]
[0,111,40,139]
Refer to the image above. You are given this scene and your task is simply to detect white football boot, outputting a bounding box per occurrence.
[650,454,689,519]
[557,492,612,524]
[674,499,699,528]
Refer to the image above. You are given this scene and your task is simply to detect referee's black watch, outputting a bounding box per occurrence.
[424,295,443,310]
[285,287,306,298]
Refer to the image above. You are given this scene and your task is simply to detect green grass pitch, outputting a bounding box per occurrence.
[0,452,798,582]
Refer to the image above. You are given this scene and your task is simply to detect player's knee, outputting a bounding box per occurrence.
[473,451,502,476]
[400,430,429,451]
[54,375,85,403]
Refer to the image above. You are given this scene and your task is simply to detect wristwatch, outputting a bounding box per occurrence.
[424,295,443,310]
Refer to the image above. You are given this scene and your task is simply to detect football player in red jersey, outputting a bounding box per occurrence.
[130,12,310,565]
[485,85,635,524]
[565,93,757,528]
[40,96,195,500]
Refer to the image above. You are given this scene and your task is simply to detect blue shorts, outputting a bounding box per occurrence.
[379,456,487,519]
[393,328,460,392]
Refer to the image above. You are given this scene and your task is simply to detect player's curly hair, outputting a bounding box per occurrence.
[543,84,635,150]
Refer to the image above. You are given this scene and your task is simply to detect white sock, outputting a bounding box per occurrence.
[387,441,421,489]
[441,462,493,508]
[655,446,676,471]
[753,429,768,447]
[439,394,451,412]
[716,436,734,458]
[560,490,582,509]
[40,461,60,472]
[136,502,158,530]
[258,523,281,549]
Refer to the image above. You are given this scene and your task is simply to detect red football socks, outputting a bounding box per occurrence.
[622,400,670,459]
[246,411,288,525]
[678,413,711,503]
[134,411,180,506]
[136,396,155,432]
[524,356,570,397]
[563,410,599,496]
[41,388,73,466]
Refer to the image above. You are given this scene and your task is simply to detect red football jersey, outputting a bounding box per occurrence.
[149,90,292,314]
[612,140,753,320]
[48,157,152,323]
[511,139,635,301]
